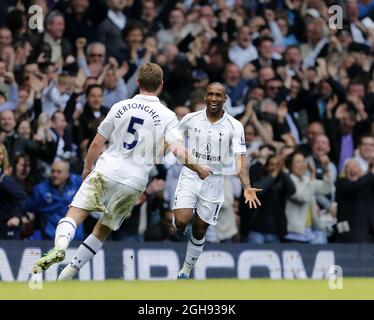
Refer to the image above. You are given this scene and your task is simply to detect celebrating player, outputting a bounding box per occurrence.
[173,82,262,279]
[31,63,211,280]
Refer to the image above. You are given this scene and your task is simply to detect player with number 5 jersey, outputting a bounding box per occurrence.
[31,63,211,280]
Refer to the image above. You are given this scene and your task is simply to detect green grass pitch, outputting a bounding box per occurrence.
[0,279,373,300]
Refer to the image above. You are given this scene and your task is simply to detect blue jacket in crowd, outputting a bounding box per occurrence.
[0,170,27,239]
[26,174,84,240]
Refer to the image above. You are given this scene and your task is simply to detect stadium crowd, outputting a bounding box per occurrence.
[1,0,374,244]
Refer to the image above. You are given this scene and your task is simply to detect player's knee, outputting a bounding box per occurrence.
[174,217,187,231]
[92,222,112,242]
[192,228,206,240]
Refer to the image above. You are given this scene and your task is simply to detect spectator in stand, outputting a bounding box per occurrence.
[62,0,98,47]
[11,153,34,195]
[0,143,9,173]
[352,134,374,173]
[0,110,54,165]
[27,160,84,240]
[0,155,26,239]
[251,36,283,71]
[139,0,162,34]
[0,71,19,112]
[297,122,326,157]
[346,0,374,45]
[275,14,299,48]
[335,158,374,243]
[98,0,128,61]
[306,134,337,213]
[228,25,258,69]
[247,155,296,243]
[76,38,106,78]
[284,151,332,244]
[156,7,192,50]
[0,26,12,53]
[11,153,35,238]
[30,11,72,63]
[223,63,250,117]
[79,84,108,148]
[102,57,129,108]
[325,99,370,173]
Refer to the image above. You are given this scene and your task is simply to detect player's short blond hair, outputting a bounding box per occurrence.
[137,63,163,93]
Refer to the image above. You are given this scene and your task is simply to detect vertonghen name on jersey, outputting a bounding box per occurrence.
[115,103,161,126]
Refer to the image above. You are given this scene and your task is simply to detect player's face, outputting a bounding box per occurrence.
[204,85,227,115]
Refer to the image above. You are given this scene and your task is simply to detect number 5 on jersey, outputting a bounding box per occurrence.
[123,116,144,150]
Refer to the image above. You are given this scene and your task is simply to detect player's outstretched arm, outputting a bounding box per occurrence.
[167,141,211,180]
[82,133,107,180]
[236,154,262,209]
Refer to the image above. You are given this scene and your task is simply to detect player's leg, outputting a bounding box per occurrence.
[173,208,193,234]
[55,207,89,250]
[58,182,141,280]
[178,213,210,279]
[172,173,198,234]
[32,172,107,274]
[31,207,89,273]
[57,221,112,281]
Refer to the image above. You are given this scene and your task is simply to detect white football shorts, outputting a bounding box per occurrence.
[70,171,141,230]
[173,170,224,225]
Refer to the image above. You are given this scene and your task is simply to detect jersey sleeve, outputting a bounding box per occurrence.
[97,105,116,139]
[232,122,247,155]
[164,115,183,145]
[178,113,191,134]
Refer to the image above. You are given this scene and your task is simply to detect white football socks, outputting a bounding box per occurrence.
[54,217,77,251]
[180,235,205,276]
[58,234,103,281]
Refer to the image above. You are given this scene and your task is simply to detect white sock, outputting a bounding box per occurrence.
[54,217,77,251]
[180,235,205,276]
[58,234,103,281]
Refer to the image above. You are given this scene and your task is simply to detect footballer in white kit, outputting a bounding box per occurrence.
[174,82,262,279]
[31,63,210,280]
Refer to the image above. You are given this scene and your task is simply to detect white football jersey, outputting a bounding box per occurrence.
[179,108,246,176]
[95,94,182,191]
